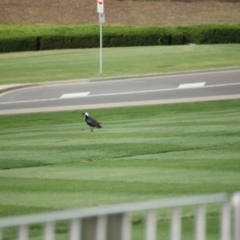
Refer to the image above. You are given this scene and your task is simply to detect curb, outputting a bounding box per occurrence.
[1,94,240,115]
[0,84,40,95]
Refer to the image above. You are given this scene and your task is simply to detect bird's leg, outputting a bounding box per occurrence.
[91,127,93,132]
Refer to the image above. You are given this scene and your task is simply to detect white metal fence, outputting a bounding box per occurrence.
[0,192,240,240]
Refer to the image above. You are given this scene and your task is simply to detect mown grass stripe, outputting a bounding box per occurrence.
[0,100,239,230]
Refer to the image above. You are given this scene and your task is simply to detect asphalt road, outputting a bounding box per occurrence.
[0,68,240,114]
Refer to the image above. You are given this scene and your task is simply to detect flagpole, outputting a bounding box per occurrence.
[100,19,102,74]
[97,0,104,74]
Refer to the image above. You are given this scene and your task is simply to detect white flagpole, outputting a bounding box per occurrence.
[100,19,103,74]
[97,0,104,74]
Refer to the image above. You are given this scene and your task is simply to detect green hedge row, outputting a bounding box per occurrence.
[0,24,240,53]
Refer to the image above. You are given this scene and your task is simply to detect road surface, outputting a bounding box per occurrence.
[0,68,240,114]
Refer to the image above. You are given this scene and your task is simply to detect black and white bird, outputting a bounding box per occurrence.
[82,112,102,132]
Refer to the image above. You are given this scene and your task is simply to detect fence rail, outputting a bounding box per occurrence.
[0,192,240,240]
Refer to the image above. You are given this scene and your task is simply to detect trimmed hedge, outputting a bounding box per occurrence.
[0,24,240,53]
[182,25,240,44]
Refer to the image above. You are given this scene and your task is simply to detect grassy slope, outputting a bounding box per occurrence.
[0,44,240,84]
[1,100,240,217]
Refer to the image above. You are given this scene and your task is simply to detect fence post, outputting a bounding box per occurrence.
[145,210,157,240]
[220,202,230,240]
[121,213,131,240]
[232,192,240,240]
[18,225,28,240]
[96,215,107,240]
[44,222,55,240]
[171,207,181,240]
[195,204,206,240]
[69,219,81,240]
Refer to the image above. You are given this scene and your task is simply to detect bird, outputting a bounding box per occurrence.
[82,112,102,132]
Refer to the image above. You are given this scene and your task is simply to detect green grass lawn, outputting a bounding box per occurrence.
[1,100,240,239]
[1,43,240,239]
[0,44,240,84]
[1,101,240,205]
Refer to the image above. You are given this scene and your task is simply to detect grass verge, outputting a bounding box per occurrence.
[0,100,240,213]
[0,100,240,239]
[0,44,240,84]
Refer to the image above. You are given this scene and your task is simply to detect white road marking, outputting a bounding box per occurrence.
[60,92,90,99]
[0,82,240,105]
[178,82,206,89]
